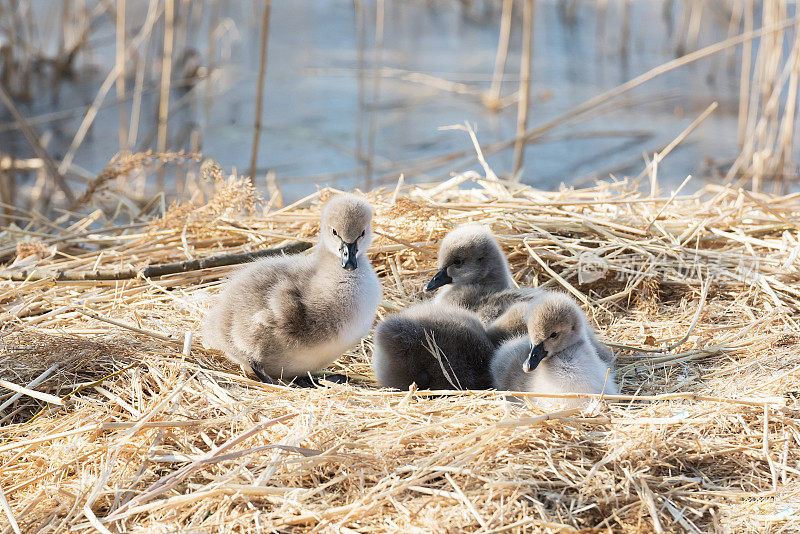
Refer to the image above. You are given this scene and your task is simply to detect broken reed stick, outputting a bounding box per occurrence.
[0,241,311,282]
[0,379,64,406]
[0,364,59,413]
[0,484,21,534]
[495,408,581,428]
[406,389,786,408]
[72,309,178,345]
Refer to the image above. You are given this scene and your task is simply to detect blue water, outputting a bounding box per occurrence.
[4,1,749,204]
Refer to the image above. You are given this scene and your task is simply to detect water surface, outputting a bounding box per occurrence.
[4,1,750,204]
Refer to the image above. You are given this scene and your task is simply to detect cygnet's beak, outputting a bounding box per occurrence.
[522,342,547,373]
[340,241,358,271]
[424,267,453,291]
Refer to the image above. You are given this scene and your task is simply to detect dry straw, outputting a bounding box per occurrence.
[1,155,799,532]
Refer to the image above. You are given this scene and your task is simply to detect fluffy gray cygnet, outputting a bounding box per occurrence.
[490,292,618,408]
[202,193,382,382]
[423,224,535,325]
[486,295,615,364]
[372,302,494,391]
[424,224,614,362]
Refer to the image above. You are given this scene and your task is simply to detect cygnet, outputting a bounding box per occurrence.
[491,292,618,408]
[425,225,613,360]
[202,193,382,382]
[424,225,537,324]
[372,302,494,391]
[487,294,615,362]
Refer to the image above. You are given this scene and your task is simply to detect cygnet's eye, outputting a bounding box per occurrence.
[452,258,463,266]
[332,228,338,237]
[360,230,365,237]
[550,332,559,339]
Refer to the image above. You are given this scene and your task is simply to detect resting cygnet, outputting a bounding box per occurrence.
[491,292,618,408]
[424,224,541,324]
[202,193,382,382]
[486,294,615,363]
[424,225,614,361]
[372,302,494,390]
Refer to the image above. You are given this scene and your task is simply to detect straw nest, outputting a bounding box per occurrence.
[1,156,800,533]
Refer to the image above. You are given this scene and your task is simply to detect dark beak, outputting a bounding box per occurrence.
[424,267,453,292]
[340,241,358,271]
[522,342,547,373]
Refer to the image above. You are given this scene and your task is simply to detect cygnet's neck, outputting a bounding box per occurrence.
[483,273,513,292]
[483,255,515,290]
[460,270,513,295]
[441,280,503,309]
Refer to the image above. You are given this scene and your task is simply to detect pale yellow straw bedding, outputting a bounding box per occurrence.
[1,157,799,532]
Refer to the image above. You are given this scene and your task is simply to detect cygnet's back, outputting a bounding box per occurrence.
[202,193,382,381]
[372,302,494,390]
[491,293,618,408]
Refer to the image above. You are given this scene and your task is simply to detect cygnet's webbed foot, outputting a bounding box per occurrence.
[291,373,349,388]
[249,361,277,384]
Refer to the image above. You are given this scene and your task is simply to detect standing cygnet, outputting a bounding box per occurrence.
[202,193,382,382]
[491,292,618,408]
[424,224,537,324]
[372,302,494,390]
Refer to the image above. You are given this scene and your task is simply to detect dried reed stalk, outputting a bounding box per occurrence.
[249,0,272,187]
[156,0,175,190]
[512,0,535,177]
[115,0,128,152]
[485,0,513,111]
[365,0,385,191]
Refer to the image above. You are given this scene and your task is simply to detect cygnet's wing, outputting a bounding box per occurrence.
[581,316,615,364]
[589,331,615,363]
[221,255,313,348]
[265,275,344,347]
[485,301,528,346]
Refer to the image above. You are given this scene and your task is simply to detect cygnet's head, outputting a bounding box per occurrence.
[523,293,584,372]
[319,193,374,271]
[424,224,512,292]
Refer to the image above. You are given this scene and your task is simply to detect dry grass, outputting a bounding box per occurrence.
[1,159,800,533]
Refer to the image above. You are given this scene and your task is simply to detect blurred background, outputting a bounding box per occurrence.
[1,0,798,216]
